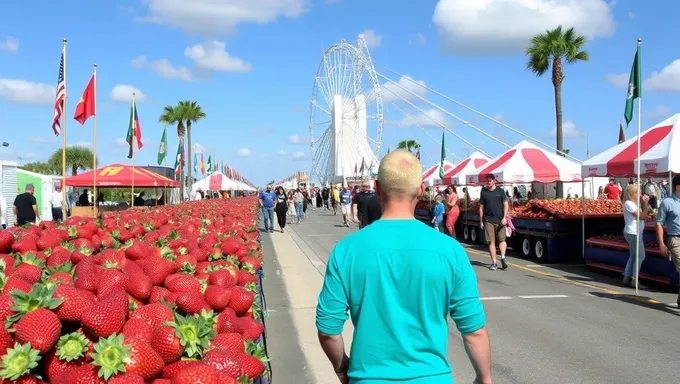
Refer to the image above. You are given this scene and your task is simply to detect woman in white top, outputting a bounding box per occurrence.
[622,184,650,287]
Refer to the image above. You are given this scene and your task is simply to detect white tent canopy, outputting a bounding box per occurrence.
[192,172,239,193]
[422,160,455,186]
[582,114,680,177]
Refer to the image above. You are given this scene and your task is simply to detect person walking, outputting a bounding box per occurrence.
[14,184,39,227]
[339,185,352,227]
[0,193,7,229]
[311,187,317,210]
[316,149,491,384]
[294,188,305,223]
[644,177,658,209]
[622,184,650,287]
[332,185,340,215]
[444,185,460,237]
[479,174,509,270]
[50,185,64,223]
[656,174,680,307]
[352,181,382,229]
[431,194,445,232]
[259,185,277,233]
[287,191,296,220]
[274,186,288,233]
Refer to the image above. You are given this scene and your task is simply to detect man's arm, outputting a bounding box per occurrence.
[478,202,484,226]
[32,196,39,220]
[449,243,492,384]
[656,202,668,257]
[316,250,350,375]
[258,193,264,207]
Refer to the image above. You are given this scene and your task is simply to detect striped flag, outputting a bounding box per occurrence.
[52,46,65,136]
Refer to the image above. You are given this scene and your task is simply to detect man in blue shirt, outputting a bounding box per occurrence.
[316,150,491,384]
[259,185,277,233]
[656,174,680,307]
[339,186,353,227]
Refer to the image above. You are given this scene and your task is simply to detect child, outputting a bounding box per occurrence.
[432,194,445,232]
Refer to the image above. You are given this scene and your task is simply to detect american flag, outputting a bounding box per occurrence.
[52,48,65,136]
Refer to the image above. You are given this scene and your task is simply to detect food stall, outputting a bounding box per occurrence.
[581,114,680,284]
[64,163,180,217]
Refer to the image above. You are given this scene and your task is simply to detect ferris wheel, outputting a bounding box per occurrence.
[309,34,384,183]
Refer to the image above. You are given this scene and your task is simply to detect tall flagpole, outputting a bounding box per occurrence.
[92,64,98,218]
[164,125,168,204]
[60,38,68,220]
[131,92,136,207]
[635,37,642,295]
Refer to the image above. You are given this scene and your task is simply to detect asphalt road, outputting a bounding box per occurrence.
[281,207,680,384]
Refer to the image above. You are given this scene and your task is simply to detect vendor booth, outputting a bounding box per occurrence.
[16,169,62,221]
[64,164,180,217]
[191,172,255,199]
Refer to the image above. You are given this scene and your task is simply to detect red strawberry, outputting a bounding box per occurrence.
[236,317,264,341]
[207,269,236,288]
[122,318,153,343]
[0,342,42,382]
[144,256,176,286]
[0,325,12,357]
[203,348,242,380]
[0,295,14,324]
[53,359,106,384]
[36,233,60,251]
[0,232,13,253]
[162,360,201,379]
[227,287,254,316]
[240,347,267,379]
[14,308,62,353]
[204,285,232,311]
[46,245,73,268]
[164,274,201,293]
[148,286,171,303]
[44,333,89,381]
[96,268,128,298]
[53,285,96,322]
[11,237,37,253]
[109,374,145,384]
[129,303,174,330]
[240,255,262,270]
[123,262,153,301]
[210,333,244,354]
[176,291,210,315]
[150,326,183,364]
[2,276,32,295]
[173,363,222,384]
[123,337,165,379]
[237,269,258,286]
[81,290,128,338]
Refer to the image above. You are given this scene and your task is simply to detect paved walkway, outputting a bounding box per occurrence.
[262,207,680,383]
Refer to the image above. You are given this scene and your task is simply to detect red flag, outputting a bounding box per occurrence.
[73,74,95,125]
[618,123,626,144]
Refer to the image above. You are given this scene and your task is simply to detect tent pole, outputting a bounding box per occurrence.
[92,64,98,218]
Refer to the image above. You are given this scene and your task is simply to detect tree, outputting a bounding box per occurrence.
[179,100,207,188]
[526,25,589,197]
[159,105,186,198]
[47,146,97,176]
[20,161,57,175]
[397,139,421,153]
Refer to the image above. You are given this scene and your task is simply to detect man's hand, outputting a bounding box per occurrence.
[501,218,507,226]
[480,222,484,229]
[337,371,349,384]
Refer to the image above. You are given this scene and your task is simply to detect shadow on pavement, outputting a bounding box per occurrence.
[588,291,680,317]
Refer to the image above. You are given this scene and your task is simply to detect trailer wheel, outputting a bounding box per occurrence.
[463,226,470,242]
[520,236,533,258]
[470,227,478,243]
[534,238,548,263]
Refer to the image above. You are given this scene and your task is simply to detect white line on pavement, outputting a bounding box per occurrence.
[526,264,543,267]
[307,234,334,237]
[481,296,513,301]
[518,295,569,299]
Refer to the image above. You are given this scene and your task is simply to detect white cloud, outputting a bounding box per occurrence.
[68,141,93,148]
[360,29,383,48]
[136,0,309,35]
[646,105,672,120]
[110,85,147,103]
[131,55,195,82]
[193,143,206,153]
[0,79,54,105]
[292,151,306,159]
[288,135,309,145]
[381,75,426,103]
[550,120,582,138]
[236,148,252,157]
[607,59,680,93]
[184,41,252,73]
[399,109,448,127]
[278,150,288,156]
[408,33,426,45]
[433,0,615,55]
[0,37,18,53]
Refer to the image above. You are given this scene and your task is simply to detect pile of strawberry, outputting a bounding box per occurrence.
[0,197,270,383]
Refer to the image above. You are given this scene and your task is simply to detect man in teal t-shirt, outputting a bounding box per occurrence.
[316,150,492,384]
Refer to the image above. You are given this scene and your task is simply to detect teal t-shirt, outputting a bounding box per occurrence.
[316,219,486,383]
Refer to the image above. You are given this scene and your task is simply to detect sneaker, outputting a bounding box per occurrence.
[621,276,631,286]
[500,258,508,270]
[269,230,274,233]
[489,264,498,271]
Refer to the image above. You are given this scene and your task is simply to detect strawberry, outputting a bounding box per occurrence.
[96,268,128,298]
[150,326,183,364]
[227,287,254,316]
[162,360,201,379]
[216,310,242,334]
[240,254,262,270]
[0,325,11,358]
[151,313,215,364]
[53,359,106,384]
[2,276,33,295]
[123,337,165,379]
[81,290,128,338]
[14,308,62,353]
[203,348,242,380]
[204,285,232,311]
[123,263,153,301]
[207,269,236,288]
[0,342,41,381]
[129,303,174,330]
[12,253,46,283]
[210,333,244,354]
[164,274,201,293]
[0,295,16,324]
[36,233,60,251]
[11,237,37,254]
[46,245,73,268]
[0,232,14,254]
[236,317,264,341]
[148,286,171,303]
[44,333,89,381]
[53,285,95,322]
[122,318,153,343]
[144,256,176,286]
[109,374,145,384]
[176,290,211,314]
[173,363,222,384]
[236,268,258,286]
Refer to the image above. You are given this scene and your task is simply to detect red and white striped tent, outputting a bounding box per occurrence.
[582,114,680,177]
[441,152,490,185]
[422,160,455,186]
[463,140,581,185]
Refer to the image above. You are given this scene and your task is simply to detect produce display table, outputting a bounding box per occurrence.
[256,221,273,384]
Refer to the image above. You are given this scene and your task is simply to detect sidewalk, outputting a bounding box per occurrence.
[261,228,354,384]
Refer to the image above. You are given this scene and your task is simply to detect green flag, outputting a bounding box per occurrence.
[157,127,167,165]
[624,42,642,126]
[206,154,212,174]
[438,131,446,179]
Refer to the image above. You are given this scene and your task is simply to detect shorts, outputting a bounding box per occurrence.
[484,222,506,244]
[669,236,680,273]
[341,204,351,215]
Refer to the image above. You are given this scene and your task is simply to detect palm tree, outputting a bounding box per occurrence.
[20,161,57,175]
[47,146,97,176]
[526,25,589,197]
[178,101,207,187]
[159,105,186,197]
[397,139,421,153]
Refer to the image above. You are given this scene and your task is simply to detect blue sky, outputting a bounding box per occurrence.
[1,0,679,186]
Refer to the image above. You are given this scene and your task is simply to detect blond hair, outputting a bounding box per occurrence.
[377,150,422,200]
[624,184,638,202]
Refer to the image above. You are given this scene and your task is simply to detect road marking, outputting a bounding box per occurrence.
[526,264,543,267]
[307,234,334,237]
[518,294,569,299]
[480,296,513,301]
